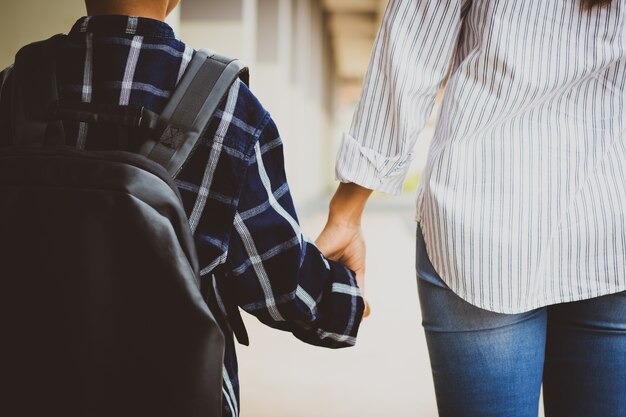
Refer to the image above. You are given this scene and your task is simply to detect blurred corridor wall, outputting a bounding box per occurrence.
[0,1,181,73]
[0,0,84,69]
[181,0,335,210]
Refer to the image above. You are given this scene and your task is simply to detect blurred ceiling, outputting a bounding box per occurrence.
[323,0,387,81]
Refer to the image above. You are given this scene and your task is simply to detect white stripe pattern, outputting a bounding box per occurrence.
[336,0,626,313]
[295,285,318,315]
[332,283,362,297]
[76,32,94,149]
[188,80,240,232]
[79,16,91,32]
[222,368,239,417]
[119,36,143,105]
[62,81,172,97]
[177,45,194,84]
[316,330,357,345]
[233,212,285,321]
[231,236,301,276]
[199,253,228,277]
[254,141,303,245]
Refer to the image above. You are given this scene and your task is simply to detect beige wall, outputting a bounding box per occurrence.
[180,0,246,59]
[181,0,335,210]
[0,1,181,70]
[0,0,85,69]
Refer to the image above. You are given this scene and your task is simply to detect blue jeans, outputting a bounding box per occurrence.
[416,226,626,417]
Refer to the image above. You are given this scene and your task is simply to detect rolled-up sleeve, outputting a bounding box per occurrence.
[227,116,364,348]
[336,0,466,194]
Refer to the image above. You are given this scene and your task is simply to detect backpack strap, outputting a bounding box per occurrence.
[11,40,247,177]
[10,35,65,147]
[139,50,248,178]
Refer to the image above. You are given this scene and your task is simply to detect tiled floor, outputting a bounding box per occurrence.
[237,196,440,417]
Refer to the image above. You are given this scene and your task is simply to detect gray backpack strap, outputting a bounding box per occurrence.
[140,49,248,178]
[11,35,65,146]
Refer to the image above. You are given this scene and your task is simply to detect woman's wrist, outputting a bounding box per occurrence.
[328,182,373,228]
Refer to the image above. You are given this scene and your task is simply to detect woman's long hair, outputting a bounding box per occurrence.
[582,0,611,8]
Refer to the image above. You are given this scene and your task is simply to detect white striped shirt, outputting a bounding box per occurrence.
[336,0,626,313]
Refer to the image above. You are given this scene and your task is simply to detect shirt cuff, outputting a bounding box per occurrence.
[335,132,415,195]
[292,258,365,349]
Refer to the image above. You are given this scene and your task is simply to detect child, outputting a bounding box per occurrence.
[0,1,364,416]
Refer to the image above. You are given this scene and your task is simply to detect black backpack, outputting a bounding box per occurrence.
[0,36,247,417]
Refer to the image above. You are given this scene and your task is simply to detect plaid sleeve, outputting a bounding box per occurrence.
[226,115,365,348]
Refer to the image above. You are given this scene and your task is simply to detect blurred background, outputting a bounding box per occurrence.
[0,1,445,416]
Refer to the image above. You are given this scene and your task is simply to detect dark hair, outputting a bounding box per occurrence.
[582,0,611,9]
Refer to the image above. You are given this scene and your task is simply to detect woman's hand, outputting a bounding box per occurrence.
[316,218,367,294]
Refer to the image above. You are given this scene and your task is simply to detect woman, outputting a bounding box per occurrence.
[316,0,626,416]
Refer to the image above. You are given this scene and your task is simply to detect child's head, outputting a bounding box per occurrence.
[85,0,181,20]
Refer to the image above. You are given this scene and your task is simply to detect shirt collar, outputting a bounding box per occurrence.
[70,15,176,39]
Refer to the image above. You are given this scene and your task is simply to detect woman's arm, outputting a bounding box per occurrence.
[321,0,469,306]
[336,0,467,194]
[316,182,372,304]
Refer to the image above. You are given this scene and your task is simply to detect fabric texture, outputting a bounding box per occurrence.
[416,225,626,417]
[337,0,626,313]
[0,15,364,417]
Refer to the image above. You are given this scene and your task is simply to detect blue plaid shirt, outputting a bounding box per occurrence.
[0,16,364,417]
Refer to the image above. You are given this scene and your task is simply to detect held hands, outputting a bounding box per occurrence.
[315,183,373,317]
[316,218,367,292]
[316,219,370,317]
